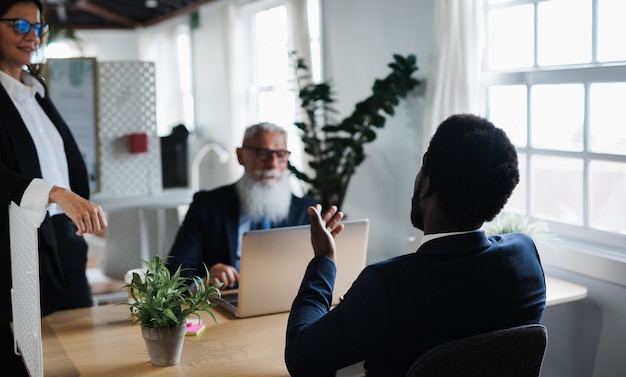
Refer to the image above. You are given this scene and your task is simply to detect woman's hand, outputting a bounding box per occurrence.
[49,186,107,236]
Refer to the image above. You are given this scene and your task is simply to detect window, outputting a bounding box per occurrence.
[484,0,626,250]
[176,25,195,134]
[242,0,321,179]
[253,5,294,128]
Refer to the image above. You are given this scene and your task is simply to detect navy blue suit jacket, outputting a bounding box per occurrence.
[0,74,90,324]
[285,231,546,377]
[167,183,315,277]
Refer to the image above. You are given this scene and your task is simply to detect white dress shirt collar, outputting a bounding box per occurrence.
[418,229,483,249]
[0,70,45,101]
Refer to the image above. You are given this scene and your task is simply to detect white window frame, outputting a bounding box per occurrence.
[483,0,626,255]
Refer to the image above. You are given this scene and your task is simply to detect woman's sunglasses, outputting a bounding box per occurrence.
[0,18,49,37]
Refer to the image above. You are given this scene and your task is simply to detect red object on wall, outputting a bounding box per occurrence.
[128,133,148,154]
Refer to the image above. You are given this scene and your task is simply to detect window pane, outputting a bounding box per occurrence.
[256,6,288,48]
[505,152,527,213]
[258,90,303,170]
[537,0,591,66]
[258,90,295,127]
[256,6,289,87]
[589,160,626,234]
[531,156,583,225]
[597,0,626,62]
[307,0,322,82]
[488,85,527,147]
[589,82,626,155]
[307,0,320,40]
[530,84,584,151]
[487,5,534,69]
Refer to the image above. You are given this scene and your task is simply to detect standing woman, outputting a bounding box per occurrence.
[0,0,107,374]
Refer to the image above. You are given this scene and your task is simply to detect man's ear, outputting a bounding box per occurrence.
[235,147,244,165]
[419,175,431,199]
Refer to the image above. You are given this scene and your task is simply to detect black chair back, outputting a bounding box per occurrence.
[405,324,548,377]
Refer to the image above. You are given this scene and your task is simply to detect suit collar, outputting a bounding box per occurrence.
[417,230,491,258]
[0,83,42,178]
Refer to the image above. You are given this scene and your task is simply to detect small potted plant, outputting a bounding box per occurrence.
[483,211,552,241]
[122,256,223,367]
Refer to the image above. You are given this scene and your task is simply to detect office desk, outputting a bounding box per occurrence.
[43,305,289,377]
[92,188,194,262]
[545,275,588,306]
[42,276,586,376]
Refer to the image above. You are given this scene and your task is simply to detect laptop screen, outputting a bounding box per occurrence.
[221,219,369,318]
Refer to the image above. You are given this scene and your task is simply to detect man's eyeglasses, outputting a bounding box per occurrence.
[242,145,291,162]
[0,18,49,38]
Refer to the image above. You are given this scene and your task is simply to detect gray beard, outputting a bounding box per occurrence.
[235,170,292,224]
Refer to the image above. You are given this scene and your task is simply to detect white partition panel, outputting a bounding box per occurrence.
[10,202,43,377]
[96,61,161,197]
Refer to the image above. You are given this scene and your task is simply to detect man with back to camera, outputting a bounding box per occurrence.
[167,122,315,288]
[285,113,547,377]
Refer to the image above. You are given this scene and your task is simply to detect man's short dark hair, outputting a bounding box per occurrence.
[423,113,519,223]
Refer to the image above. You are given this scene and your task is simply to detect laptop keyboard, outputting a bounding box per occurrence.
[222,292,238,305]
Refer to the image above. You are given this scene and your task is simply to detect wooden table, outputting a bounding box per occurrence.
[545,275,588,306]
[42,276,587,376]
[43,305,289,377]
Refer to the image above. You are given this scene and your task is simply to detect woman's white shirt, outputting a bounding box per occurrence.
[0,70,70,225]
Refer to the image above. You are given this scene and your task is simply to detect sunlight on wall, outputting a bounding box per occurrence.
[45,40,82,59]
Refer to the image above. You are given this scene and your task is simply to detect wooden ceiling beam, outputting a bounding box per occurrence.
[143,0,216,27]
[76,0,137,27]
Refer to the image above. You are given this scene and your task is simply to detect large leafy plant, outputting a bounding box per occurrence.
[288,53,421,210]
[122,256,223,328]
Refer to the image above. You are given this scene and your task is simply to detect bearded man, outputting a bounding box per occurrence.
[167,122,315,288]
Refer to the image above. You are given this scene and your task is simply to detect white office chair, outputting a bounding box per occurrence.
[405,324,548,377]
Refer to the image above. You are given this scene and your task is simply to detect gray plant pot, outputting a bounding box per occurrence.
[141,323,186,366]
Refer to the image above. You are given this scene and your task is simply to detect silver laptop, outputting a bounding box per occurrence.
[220,219,369,318]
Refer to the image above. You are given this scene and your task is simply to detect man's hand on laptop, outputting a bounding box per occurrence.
[308,204,345,263]
[208,263,240,289]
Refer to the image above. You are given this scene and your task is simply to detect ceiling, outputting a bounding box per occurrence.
[43,0,215,30]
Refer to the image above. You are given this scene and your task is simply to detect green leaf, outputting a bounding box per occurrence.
[118,256,223,328]
[382,105,395,115]
[361,128,377,142]
[288,53,421,209]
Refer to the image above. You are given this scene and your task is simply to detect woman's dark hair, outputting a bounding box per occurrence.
[0,0,47,75]
[423,113,520,224]
[0,0,44,18]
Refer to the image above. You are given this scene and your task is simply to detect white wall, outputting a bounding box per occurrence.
[540,266,626,377]
[190,1,243,184]
[73,29,140,61]
[192,2,233,145]
[322,0,434,262]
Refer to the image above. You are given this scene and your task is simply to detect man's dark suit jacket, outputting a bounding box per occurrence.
[0,74,90,324]
[167,183,316,277]
[285,231,546,377]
